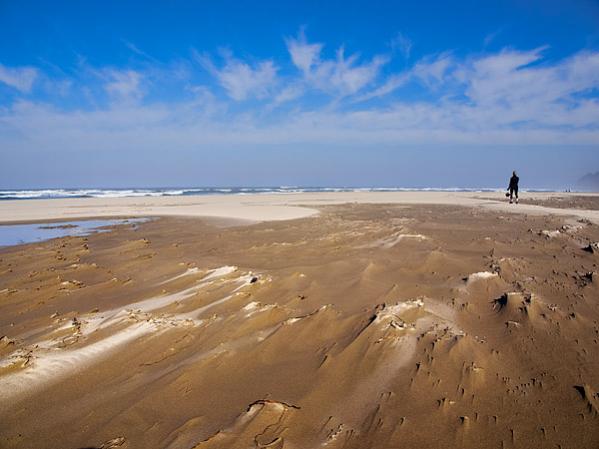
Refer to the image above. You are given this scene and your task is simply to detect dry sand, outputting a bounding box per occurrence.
[2,191,599,224]
[1,193,599,448]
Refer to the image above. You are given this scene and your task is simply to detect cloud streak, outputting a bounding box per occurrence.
[0,63,38,93]
[390,32,413,59]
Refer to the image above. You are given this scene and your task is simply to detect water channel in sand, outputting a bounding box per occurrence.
[0,218,149,247]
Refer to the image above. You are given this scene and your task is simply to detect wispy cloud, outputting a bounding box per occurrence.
[196,51,278,101]
[390,32,413,59]
[286,32,388,97]
[271,84,304,107]
[411,52,454,86]
[0,63,38,93]
[355,52,453,101]
[483,29,503,47]
[122,40,160,63]
[1,35,598,156]
[103,69,144,102]
[286,31,323,75]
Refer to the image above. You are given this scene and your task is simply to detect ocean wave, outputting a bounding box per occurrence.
[0,187,556,200]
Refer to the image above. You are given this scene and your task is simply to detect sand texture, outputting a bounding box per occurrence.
[1,198,599,448]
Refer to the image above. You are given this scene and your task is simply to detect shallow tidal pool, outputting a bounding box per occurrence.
[0,218,148,247]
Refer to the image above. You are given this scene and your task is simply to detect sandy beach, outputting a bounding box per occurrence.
[1,191,599,224]
[1,192,599,448]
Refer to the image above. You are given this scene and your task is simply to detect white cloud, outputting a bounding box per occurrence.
[1,43,599,156]
[286,32,323,74]
[196,52,278,101]
[2,96,597,155]
[271,84,304,107]
[103,69,144,102]
[354,72,411,102]
[0,63,38,93]
[286,33,387,96]
[411,52,453,86]
[454,47,599,129]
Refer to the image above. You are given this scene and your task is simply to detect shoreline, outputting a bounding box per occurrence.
[1,191,599,225]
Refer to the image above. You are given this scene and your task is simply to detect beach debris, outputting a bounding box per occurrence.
[574,384,599,417]
[59,279,85,290]
[0,335,15,347]
[250,276,259,284]
[248,399,301,410]
[0,288,18,295]
[243,301,260,311]
[2,349,34,368]
[539,229,561,239]
[94,436,127,449]
[583,242,599,254]
[574,271,595,287]
[492,293,510,312]
[493,292,540,320]
[560,223,583,233]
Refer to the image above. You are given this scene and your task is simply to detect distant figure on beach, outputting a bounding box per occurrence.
[508,171,519,204]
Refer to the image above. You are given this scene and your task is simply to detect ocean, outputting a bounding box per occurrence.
[0,186,550,200]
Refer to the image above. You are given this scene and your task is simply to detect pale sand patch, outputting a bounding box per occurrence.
[158,267,201,284]
[0,321,157,402]
[466,271,499,285]
[363,232,428,249]
[2,191,599,224]
[102,266,239,318]
[0,266,252,402]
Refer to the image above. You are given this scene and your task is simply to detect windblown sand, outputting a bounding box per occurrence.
[1,202,599,449]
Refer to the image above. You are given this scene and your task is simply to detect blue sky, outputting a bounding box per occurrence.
[1,0,598,189]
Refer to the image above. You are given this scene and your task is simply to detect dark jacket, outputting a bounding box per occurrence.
[508,175,519,190]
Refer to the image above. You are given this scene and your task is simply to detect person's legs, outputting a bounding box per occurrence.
[515,187,519,203]
[509,188,514,203]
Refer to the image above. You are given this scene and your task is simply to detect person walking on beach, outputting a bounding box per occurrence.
[508,171,519,204]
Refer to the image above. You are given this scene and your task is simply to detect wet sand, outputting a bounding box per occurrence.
[1,196,599,448]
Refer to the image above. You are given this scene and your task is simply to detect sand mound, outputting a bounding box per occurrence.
[192,400,300,449]
[491,292,544,324]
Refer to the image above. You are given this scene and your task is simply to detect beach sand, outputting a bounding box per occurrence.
[1,192,599,448]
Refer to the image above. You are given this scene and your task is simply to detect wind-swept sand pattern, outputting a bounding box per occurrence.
[1,200,599,448]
